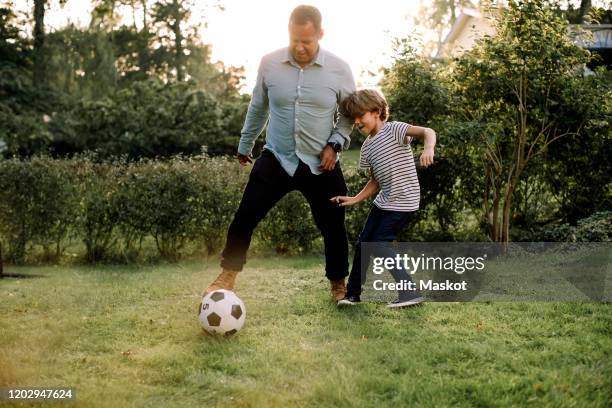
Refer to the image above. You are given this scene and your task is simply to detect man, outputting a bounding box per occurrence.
[202,5,355,302]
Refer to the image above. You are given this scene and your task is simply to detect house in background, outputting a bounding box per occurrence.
[576,24,612,70]
[435,8,612,70]
[435,9,497,60]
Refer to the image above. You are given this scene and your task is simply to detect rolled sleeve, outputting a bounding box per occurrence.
[328,64,356,150]
[238,58,270,156]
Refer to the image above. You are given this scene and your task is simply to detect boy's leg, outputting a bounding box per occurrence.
[346,206,383,297]
[213,150,292,285]
[368,210,421,302]
[297,161,349,300]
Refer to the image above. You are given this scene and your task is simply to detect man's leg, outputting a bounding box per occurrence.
[205,150,292,293]
[298,161,349,301]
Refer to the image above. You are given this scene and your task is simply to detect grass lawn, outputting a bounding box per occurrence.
[1,256,611,407]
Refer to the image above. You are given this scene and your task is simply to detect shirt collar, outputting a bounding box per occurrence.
[283,47,325,67]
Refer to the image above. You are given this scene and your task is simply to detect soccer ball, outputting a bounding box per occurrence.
[199,289,246,336]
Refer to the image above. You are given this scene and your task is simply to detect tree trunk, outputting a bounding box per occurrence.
[172,0,184,81]
[579,0,592,23]
[143,0,148,28]
[501,181,517,243]
[33,0,46,88]
[449,0,457,25]
[491,190,501,242]
[0,241,4,277]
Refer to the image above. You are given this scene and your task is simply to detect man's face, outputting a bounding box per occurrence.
[288,21,323,66]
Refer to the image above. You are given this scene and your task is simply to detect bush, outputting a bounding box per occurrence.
[256,191,320,255]
[47,80,233,159]
[195,155,248,255]
[7,155,605,266]
[343,169,372,244]
[0,156,76,263]
[515,211,612,242]
[574,212,612,242]
[73,157,123,262]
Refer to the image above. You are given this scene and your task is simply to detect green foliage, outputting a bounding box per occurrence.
[195,156,247,254]
[0,1,248,159]
[73,158,122,262]
[0,157,77,263]
[45,26,119,99]
[256,192,321,255]
[343,170,373,244]
[541,67,612,223]
[48,79,227,158]
[513,211,612,242]
[118,158,207,259]
[380,43,471,239]
[380,39,451,125]
[380,0,610,242]
[0,155,248,263]
[544,211,612,242]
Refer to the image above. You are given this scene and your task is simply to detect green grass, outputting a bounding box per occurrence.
[1,256,611,407]
[341,149,361,169]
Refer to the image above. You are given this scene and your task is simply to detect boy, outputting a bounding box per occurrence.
[330,89,436,308]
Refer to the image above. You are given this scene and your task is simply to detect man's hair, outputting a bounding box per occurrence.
[289,5,322,31]
[340,89,389,121]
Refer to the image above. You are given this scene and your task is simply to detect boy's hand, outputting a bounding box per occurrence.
[420,148,434,168]
[330,196,357,207]
[237,153,253,166]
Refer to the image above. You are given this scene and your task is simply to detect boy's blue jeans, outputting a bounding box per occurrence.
[346,205,421,301]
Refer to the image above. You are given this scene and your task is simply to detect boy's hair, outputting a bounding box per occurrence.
[289,5,322,31]
[340,89,389,121]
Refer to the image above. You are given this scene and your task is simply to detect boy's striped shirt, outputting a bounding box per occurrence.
[359,121,420,212]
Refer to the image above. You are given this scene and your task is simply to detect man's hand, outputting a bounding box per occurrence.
[237,153,253,166]
[330,196,357,207]
[319,145,337,172]
[420,147,434,168]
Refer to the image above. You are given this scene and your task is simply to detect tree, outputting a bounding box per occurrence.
[33,0,46,88]
[579,0,592,22]
[151,0,193,81]
[451,0,594,242]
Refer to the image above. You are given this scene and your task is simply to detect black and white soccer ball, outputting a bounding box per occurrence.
[199,289,246,336]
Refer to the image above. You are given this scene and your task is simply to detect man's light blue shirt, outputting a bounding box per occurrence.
[237,47,356,176]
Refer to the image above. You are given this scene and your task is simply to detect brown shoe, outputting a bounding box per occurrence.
[203,269,239,296]
[330,278,347,302]
[198,270,239,316]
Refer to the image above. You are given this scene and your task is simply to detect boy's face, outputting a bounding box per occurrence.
[354,111,381,136]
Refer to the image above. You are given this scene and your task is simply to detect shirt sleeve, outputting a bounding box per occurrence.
[391,121,413,146]
[328,63,356,150]
[359,147,370,170]
[237,57,270,156]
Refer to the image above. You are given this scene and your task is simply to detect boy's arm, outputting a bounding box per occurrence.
[330,176,379,207]
[406,126,436,167]
[237,58,270,162]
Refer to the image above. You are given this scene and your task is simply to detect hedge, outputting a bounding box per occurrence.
[0,155,370,263]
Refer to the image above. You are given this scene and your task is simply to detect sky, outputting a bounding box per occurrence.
[15,0,438,91]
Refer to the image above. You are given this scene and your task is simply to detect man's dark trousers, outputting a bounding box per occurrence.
[221,149,349,280]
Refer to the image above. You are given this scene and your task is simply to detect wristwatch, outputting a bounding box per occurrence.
[327,142,342,153]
